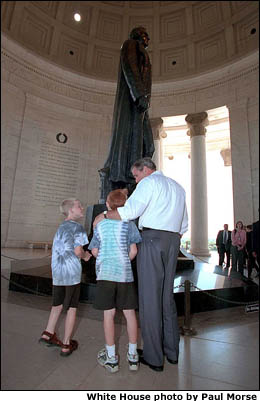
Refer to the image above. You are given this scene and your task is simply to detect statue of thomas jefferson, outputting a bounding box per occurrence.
[99,26,154,202]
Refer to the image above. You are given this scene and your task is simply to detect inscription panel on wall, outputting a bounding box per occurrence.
[34,140,80,205]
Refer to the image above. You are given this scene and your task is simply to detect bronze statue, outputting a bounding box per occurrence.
[99,27,154,203]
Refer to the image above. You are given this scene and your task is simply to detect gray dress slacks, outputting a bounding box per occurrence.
[137,229,180,366]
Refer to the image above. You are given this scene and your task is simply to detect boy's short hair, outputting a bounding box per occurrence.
[107,189,128,210]
[60,198,78,216]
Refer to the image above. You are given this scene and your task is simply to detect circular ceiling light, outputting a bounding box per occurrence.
[74,13,81,22]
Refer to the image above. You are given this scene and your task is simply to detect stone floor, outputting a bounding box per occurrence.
[1,249,259,391]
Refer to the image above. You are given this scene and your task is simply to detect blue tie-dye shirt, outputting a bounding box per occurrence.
[89,220,142,282]
[51,220,88,286]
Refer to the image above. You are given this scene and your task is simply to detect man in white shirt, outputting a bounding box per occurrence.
[94,157,188,372]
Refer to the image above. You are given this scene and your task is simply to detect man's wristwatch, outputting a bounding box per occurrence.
[103,211,107,219]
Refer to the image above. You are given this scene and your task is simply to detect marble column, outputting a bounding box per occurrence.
[227,100,254,225]
[150,117,164,170]
[185,112,210,256]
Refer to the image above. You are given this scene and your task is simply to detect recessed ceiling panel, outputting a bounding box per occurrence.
[1,1,258,82]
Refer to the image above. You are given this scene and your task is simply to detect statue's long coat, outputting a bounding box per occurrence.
[104,38,155,184]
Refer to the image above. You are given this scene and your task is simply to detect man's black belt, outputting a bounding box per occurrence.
[142,227,180,236]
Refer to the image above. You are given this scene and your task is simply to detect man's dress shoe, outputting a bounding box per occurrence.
[139,356,163,372]
[137,349,163,372]
[167,357,178,364]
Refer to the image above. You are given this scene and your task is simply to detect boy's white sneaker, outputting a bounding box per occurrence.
[97,348,119,373]
[127,352,139,371]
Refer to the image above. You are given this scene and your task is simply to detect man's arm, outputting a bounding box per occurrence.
[216,231,220,246]
[180,203,188,235]
[93,209,121,228]
[93,178,151,229]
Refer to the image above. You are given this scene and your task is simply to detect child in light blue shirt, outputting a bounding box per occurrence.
[89,189,141,373]
[90,217,141,282]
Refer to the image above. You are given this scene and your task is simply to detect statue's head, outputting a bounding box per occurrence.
[129,26,150,48]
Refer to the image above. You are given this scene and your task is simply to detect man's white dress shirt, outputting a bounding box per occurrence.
[117,171,188,235]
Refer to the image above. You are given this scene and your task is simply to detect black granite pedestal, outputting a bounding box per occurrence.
[9,257,258,315]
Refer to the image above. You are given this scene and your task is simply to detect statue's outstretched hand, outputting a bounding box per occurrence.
[136,96,149,113]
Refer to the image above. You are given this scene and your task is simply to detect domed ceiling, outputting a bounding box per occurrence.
[1,1,259,82]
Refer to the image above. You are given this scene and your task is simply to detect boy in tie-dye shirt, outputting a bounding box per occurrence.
[39,199,91,357]
[89,189,141,373]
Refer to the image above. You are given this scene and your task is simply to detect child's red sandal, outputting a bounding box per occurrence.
[38,331,63,347]
[60,339,78,357]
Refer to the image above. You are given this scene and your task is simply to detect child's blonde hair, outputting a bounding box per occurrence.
[60,198,78,217]
[106,189,128,210]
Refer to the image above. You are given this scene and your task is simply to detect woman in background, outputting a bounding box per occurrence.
[231,221,246,275]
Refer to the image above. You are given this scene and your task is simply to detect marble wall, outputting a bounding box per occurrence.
[1,34,114,247]
[2,91,111,247]
[1,34,259,247]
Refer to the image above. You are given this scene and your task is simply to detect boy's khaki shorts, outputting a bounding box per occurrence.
[94,280,138,310]
[52,283,80,310]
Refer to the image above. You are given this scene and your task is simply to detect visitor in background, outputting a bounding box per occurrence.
[252,217,260,277]
[231,220,246,275]
[216,224,231,267]
[245,225,254,278]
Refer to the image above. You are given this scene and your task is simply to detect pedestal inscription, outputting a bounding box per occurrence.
[34,141,80,205]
